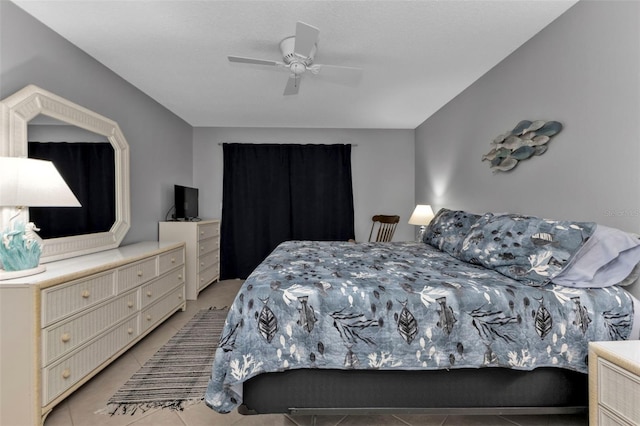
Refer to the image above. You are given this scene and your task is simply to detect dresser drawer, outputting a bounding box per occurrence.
[43,316,139,405]
[197,222,219,241]
[42,271,116,326]
[43,290,138,366]
[158,247,184,275]
[198,237,219,257]
[198,265,218,291]
[140,286,185,333]
[198,249,219,273]
[141,267,185,308]
[599,407,635,426]
[598,358,640,423]
[117,257,158,293]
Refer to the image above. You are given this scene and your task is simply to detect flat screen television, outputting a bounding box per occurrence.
[174,184,199,221]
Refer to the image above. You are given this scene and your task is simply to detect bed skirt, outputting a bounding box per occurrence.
[239,367,587,416]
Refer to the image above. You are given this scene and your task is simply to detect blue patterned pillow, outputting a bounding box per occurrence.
[423,209,481,255]
[456,213,597,286]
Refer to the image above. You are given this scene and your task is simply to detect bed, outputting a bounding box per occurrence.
[205,209,640,416]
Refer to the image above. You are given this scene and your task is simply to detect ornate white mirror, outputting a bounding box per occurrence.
[0,84,130,262]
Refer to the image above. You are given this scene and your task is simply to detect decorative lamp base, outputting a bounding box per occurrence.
[0,264,46,280]
[416,225,427,243]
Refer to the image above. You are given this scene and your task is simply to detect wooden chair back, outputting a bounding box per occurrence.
[368,214,400,242]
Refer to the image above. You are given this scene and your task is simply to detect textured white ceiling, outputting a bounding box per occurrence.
[12,0,578,129]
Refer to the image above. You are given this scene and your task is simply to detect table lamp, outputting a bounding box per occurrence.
[0,157,81,279]
[408,204,435,242]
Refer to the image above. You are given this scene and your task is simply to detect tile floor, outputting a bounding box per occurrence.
[44,279,589,426]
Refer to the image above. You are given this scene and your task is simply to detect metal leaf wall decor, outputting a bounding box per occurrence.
[483,120,562,173]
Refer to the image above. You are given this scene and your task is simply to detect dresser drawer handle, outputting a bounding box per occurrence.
[200,262,205,267]
[81,290,90,299]
[128,301,134,308]
[200,230,205,235]
[62,368,71,380]
[171,257,176,263]
[61,333,71,343]
[146,291,152,297]
[146,314,152,321]
[137,270,143,277]
[178,274,183,280]
[127,327,134,335]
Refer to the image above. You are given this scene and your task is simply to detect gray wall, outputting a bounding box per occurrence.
[0,1,194,243]
[415,0,640,233]
[192,128,416,242]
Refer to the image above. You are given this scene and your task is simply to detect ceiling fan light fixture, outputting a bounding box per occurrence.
[289,62,306,76]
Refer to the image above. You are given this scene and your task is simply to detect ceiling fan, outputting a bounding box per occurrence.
[228,21,363,96]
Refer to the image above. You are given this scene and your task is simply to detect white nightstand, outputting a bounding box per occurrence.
[589,341,640,425]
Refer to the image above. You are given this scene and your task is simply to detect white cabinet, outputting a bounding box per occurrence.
[159,220,220,300]
[0,241,185,426]
[589,341,640,426]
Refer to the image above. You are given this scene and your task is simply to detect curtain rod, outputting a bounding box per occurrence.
[217,143,357,146]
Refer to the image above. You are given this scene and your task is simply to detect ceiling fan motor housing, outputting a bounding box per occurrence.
[280,36,316,67]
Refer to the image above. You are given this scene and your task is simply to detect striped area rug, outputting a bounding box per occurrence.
[104,308,227,415]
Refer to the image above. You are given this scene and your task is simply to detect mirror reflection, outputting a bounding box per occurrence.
[27,116,116,239]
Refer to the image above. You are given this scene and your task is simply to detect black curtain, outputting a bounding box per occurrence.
[221,143,354,279]
[28,142,115,239]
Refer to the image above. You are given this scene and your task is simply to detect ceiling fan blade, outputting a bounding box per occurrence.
[228,56,282,67]
[310,64,364,86]
[283,74,301,96]
[294,21,320,58]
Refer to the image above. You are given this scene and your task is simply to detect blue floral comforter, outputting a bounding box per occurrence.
[205,241,635,413]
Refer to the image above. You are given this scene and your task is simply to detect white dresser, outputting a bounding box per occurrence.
[0,241,186,426]
[159,220,220,300]
[589,341,640,426]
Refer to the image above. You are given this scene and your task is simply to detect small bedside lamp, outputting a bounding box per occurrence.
[408,204,435,242]
[0,157,81,279]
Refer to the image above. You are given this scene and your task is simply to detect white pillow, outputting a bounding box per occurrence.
[553,224,640,288]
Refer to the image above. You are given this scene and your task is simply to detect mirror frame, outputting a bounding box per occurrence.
[0,84,130,262]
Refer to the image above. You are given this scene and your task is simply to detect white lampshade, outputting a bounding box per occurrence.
[408,204,435,226]
[0,157,81,208]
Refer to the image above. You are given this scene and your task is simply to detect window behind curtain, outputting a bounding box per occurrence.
[220,143,355,279]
